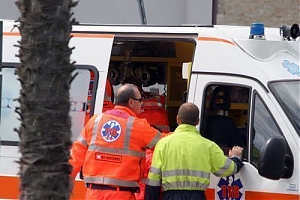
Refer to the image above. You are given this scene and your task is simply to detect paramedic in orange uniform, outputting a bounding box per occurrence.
[69,83,162,200]
[84,71,95,125]
[102,79,115,112]
[85,77,114,125]
[122,76,170,200]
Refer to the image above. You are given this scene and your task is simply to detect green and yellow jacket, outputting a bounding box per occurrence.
[145,124,243,199]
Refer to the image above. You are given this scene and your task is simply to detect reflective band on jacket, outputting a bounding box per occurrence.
[77,135,88,147]
[163,181,209,190]
[155,125,170,132]
[162,169,210,179]
[146,131,161,149]
[142,102,163,108]
[149,166,161,175]
[84,176,139,187]
[149,167,210,178]
[87,115,146,157]
[88,144,145,157]
[148,167,211,189]
[213,158,236,176]
[146,179,161,186]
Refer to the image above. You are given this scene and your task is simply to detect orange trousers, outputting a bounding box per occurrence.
[85,188,136,200]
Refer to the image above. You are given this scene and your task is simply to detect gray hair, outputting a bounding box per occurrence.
[115,84,138,106]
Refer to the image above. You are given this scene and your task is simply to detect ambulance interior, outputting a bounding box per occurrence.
[105,38,196,131]
[88,38,251,157]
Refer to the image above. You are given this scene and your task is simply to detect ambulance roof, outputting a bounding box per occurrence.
[2,20,299,84]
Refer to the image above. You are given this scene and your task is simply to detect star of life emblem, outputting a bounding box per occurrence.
[216,174,244,200]
[101,120,121,142]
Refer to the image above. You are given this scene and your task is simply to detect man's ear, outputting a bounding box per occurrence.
[196,118,200,125]
[176,115,181,125]
[127,99,133,108]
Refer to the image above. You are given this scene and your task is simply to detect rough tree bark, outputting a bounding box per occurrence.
[14,0,77,199]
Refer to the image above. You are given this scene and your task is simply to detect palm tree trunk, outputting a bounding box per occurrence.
[15,0,77,199]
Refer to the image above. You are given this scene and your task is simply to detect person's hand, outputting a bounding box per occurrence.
[229,146,243,158]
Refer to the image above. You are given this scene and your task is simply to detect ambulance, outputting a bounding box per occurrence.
[0,19,299,199]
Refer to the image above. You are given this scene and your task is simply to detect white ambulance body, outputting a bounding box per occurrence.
[0,20,299,199]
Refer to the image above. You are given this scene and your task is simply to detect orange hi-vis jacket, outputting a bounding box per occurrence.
[70,106,162,187]
[102,79,115,112]
[138,91,170,132]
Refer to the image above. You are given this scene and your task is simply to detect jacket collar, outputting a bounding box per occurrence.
[174,124,200,135]
[114,105,137,117]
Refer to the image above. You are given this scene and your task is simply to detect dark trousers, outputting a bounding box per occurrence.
[162,190,206,200]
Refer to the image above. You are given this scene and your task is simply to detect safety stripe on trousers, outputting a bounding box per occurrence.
[84,176,139,187]
[213,158,236,176]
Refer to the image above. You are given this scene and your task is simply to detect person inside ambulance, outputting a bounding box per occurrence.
[70,83,162,200]
[122,76,170,200]
[84,71,96,125]
[102,79,115,112]
[85,71,115,125]
[122,76,170,133]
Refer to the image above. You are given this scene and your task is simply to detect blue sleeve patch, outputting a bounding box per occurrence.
[282,60,300,77]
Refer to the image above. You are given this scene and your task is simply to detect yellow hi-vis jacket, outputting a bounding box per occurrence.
[147,124,237,191]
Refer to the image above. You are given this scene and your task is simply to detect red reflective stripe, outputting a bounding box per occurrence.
[3,32,114,38]
[198,37,235,45]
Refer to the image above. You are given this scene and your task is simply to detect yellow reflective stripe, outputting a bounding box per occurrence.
[90,114,103,145]
[89,144,145,157]
[146,179,161,186]
[214,158,234,176]
[124,116,134,149]
[147,131,161,148]
[232,161,237,174]
[77,135,88,147]
[84,176,139,187]
[149,166,161,175]
[162,169,210,179]
[162,181,209,190]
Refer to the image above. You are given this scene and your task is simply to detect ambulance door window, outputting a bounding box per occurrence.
[0,65,92,143]
[251,92,284,167]
[0,66,20,142]
[201,84,249,156]
[69,68,92,141]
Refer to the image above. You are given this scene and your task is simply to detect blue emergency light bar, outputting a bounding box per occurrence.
[249,23,265,40]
